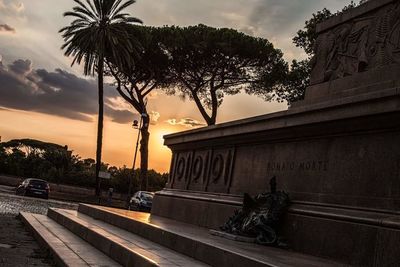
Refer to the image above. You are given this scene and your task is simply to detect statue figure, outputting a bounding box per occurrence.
[324,19,371,81]
[220,177,290,246]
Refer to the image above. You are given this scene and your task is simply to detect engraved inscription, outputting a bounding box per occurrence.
[267,160,329,172]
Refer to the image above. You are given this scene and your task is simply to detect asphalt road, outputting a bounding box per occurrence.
[0,185,78,266]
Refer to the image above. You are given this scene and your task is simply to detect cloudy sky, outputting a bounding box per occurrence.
[0,0,354,172]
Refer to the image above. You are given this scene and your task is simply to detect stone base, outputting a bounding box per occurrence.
[294,64,400,108]
[284,204,400,266]
[155,85,400,265]
[151,189,241,229]
[152,190,400,266]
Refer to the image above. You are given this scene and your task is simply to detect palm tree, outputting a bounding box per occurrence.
[60,0,142,196]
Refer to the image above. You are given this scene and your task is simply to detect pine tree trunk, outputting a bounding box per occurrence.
[95,59,104,197]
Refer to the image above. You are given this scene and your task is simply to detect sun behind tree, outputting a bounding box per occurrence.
[59,0,142,196]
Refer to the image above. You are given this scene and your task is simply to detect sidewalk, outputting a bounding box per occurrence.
[0,215,55,266]
[0,192,78,267]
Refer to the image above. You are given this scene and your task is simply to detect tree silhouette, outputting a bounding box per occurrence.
[162,25,286,125]
[60,0,142,196]
[106,25,174,191]
[0,138,168,192]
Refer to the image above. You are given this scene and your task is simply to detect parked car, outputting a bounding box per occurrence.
[129,191,154,212]
[16,178,50,199]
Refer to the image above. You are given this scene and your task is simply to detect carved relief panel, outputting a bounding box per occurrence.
[170,151,193,190]
[187,150,211,191]
[168,147,236,194]
[311,1,400,84]
[205,148,236,193]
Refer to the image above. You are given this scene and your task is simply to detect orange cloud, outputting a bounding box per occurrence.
[149,111,160,125]
[0,24,15,33]
[166,118,206,128]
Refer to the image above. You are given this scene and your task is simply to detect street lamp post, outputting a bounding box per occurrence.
[128,117,142,199]
[127,111,149,200]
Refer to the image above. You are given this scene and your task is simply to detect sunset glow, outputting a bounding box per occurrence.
[0,0,355,172]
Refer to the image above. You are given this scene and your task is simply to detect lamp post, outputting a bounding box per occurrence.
[128,117,142,199]
[127,112,149,199]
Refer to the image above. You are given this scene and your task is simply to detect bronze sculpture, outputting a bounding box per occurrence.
[221,177,290,246]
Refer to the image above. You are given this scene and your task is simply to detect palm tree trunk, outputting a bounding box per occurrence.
[139,115,150,191]
[95,58,104,197]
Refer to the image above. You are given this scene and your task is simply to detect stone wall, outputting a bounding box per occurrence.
[163,101,400,212]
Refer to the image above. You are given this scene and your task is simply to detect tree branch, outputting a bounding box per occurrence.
[191,88,212,125]
[143,82,157,97]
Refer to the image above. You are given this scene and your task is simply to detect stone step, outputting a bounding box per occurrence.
[19,212,121,267]
[47,208,209,267]
[77,204,344,267]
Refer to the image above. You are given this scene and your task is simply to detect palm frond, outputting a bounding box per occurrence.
[73,0,97,19]
[85,0,99,17]
[60,0,142,76]
[72,6,97,21]
[124,17,142,24]
[63,11,90,22]
[110,0,124,14]
[93,0,103,19]
[111,0,136,18]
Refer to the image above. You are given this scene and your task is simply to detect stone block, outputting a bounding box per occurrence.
[152,192,239,229]
[86,230,111,255]
[374,228,400,266]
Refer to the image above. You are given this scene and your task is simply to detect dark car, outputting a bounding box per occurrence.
[16,178,50,199]
[129,191,154,212]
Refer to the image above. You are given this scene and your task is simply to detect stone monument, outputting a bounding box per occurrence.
[152,0,400,265]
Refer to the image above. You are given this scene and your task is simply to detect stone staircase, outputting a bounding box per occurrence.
[20,204,344,267]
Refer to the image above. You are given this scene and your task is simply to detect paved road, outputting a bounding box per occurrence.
[0,187,78,266]
[0,188,78,215]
